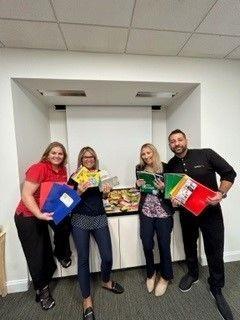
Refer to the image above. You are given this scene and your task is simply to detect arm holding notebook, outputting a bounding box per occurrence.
[207,180,233,205]
[22,180,53,221]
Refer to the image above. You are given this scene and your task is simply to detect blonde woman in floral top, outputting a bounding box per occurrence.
[136,143,174,296]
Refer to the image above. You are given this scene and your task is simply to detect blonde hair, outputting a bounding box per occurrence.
[41,141,67,166]
[139,143,163,173]
[77,146,99,170]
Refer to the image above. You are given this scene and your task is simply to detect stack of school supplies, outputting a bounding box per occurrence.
[40,182,81,224]
[169,174,217,216]
[164,173,184,199]
[71,166,101,187]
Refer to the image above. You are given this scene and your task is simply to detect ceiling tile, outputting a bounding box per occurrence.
[126,29,191,56]
[0,20,66,50]
[132,0,216,32]
[227,46,240,59]
[52,0,135,27]
[61,24,128,53]
[197,0,240,36]
[0,0,55,21]
[179,33,240,58]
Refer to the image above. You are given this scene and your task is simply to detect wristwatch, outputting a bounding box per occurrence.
[218,190,227,199]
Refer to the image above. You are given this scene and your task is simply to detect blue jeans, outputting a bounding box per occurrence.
[72,225,113,298]
[140,214,173,280]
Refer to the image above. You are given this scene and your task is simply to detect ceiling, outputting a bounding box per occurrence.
[15,78,198,107]
[1,0,240,60]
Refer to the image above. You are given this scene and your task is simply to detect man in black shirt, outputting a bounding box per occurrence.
[167,129,236,320]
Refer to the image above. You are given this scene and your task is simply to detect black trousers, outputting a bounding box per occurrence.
[140,214,173,280]
[15,214,71,290]
[15,214,56,290]
[49,216,72,260]
[180,205,224,290]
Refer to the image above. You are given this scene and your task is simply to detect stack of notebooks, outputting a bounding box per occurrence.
[71,166,119,191]
[166,173,217,216]
[40,182,81,224]
[137,172,217,216]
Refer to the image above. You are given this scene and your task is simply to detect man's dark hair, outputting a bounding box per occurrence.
[168,129,186,141]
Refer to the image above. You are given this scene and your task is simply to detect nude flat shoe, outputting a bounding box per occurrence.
[146,272,156,293]
[154,278,169,296]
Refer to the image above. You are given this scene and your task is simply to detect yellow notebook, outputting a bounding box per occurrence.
[72,166,101,187]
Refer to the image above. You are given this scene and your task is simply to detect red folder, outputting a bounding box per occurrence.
[170,175,217,216]
[39,182,54,209]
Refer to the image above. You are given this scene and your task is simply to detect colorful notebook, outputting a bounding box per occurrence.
[170,175,217,216]
[137,171,163,195]
[71,166,101,187]
[164,173,184,199]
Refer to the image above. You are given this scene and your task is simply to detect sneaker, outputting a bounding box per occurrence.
[210,289,234,320]
[179,274,199,292]
[36,286,55,310]
[83,307,95,320]
[154,277,169,296]
[146,272,156,293]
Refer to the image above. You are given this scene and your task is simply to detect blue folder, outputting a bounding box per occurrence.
[42,183,81,225]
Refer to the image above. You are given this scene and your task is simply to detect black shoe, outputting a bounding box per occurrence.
[210,289,234,320]
[102,281,124,294]
[179,274,199,292]
[36,286,55,310]
[83,307,95,320]
[58,257,72,268]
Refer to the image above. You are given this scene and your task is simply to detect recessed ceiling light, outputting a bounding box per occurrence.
[37,90,86,97]
[136,91,176,98]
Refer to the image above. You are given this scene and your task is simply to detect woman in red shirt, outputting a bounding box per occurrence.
[15,142,71,310]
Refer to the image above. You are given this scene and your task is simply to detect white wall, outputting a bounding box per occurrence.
[166,85,201,157]
[49,106,68,149]
[0,48,239,293]
[66,106,152,186]
[2,80,51,292]
[12,81,51,183]
[152,109,167,162]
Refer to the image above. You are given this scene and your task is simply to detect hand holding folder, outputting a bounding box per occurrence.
[137,171,163,195]
[41,183,81,224]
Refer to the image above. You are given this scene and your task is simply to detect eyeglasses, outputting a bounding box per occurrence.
[82,156,95,160]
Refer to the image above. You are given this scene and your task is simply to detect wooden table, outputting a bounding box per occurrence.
[0,231,7,297]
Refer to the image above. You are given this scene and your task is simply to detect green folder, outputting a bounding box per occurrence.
[137,171,163,195]
[164,173,184,199]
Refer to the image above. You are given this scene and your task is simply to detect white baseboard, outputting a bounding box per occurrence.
[200,250,240,266]
[7,278,29,293]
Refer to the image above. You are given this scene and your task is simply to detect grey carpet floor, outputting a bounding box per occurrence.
[0,261,239,320]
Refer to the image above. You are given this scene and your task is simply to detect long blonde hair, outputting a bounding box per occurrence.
[77,146,99,170]
[139,143,163,173]
[41,141,67,166]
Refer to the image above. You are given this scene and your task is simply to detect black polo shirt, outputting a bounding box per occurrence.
[167,149,236,191]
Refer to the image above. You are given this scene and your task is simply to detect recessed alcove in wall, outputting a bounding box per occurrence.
[11,78,201,271]
[11,77,200,183]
